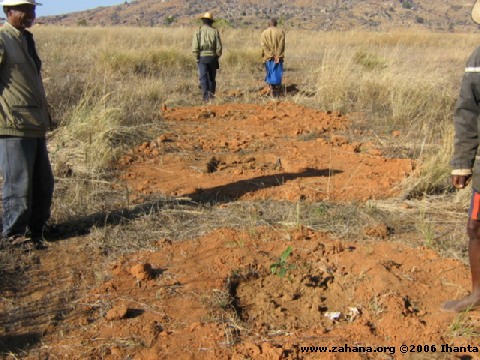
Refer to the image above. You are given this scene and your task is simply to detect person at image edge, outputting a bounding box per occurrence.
[0,0,54,250]
[446,0,480,312]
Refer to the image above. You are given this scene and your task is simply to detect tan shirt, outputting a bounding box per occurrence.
[261,26,285,62]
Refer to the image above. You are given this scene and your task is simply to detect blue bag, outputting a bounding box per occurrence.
[265,60,283,85]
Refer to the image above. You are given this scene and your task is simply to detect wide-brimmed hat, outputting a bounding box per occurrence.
[473,0,480,24]
[1,0,42,6]
[201,12,213,21]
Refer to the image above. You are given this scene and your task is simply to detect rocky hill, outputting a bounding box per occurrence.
[39,0,479,32]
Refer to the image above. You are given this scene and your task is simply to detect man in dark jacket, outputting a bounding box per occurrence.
[0,0,54,249]
[445,0,480,311]
[192,12,222,102]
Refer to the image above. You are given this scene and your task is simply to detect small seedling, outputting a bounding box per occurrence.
[270,246,295,277]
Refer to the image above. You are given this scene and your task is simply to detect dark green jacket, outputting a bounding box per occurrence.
[192,25,222,59]
[0,23,50,138]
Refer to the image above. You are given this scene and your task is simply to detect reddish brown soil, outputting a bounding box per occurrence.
[20,229,473,359]
[1,102,476,360]
[120,102,413,203]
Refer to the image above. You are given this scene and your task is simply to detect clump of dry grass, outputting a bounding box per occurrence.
[54,89,154,175]
[308,38,457,137]
[401,124,455,197]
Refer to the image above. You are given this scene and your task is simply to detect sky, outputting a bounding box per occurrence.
[36,1,128,17]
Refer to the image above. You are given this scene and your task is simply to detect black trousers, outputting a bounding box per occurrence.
[198,58,218,101]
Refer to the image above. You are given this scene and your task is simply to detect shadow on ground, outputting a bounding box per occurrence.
[0,333,41,355]
[189,168,341,203]
[52,167,342,239]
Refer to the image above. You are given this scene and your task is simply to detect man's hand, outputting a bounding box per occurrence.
[452,174,472,189]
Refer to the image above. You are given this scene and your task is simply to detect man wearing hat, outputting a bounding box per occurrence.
[446,1,480,311]
[192,12,222,102]
[0,0,54,249]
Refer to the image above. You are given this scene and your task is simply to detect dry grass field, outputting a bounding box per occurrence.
[0,26,479,359]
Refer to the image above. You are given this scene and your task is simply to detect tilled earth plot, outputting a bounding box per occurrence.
[32,228,473,359]
[120,102,414,203]
[2,102,475,360]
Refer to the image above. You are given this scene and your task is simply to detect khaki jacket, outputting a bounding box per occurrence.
[261,26,285,62]
[0,23,50,138]
[192,25,222,59]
